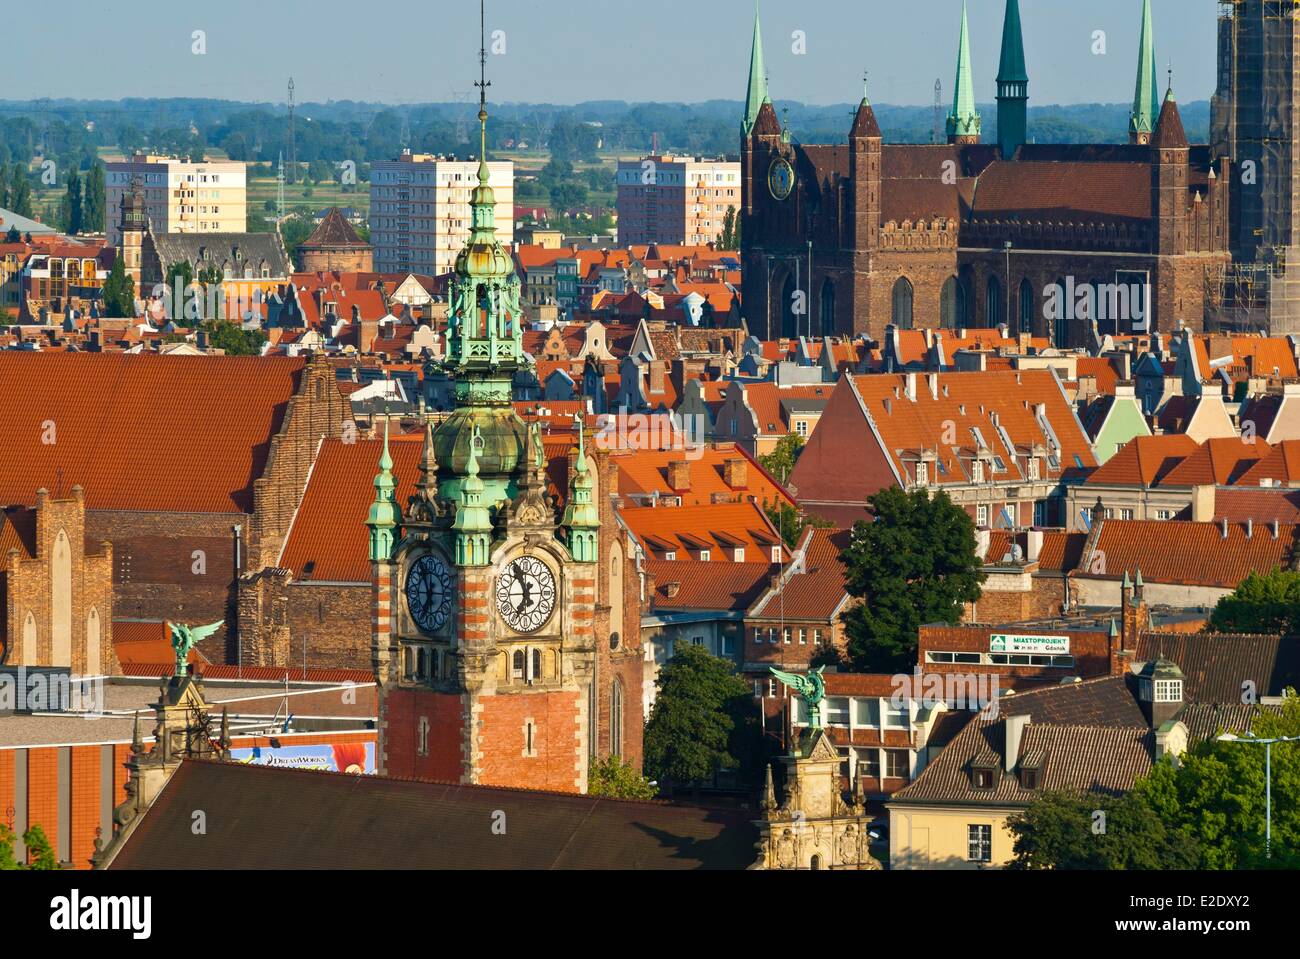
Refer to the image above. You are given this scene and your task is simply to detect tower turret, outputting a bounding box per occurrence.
[562,416,600,563]
[995,0,1028,158]
[365,415,401,562]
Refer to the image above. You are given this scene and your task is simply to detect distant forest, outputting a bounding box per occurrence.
[0,97,1212,173]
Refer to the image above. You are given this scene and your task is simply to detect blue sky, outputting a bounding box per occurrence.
[5,0,1215,106]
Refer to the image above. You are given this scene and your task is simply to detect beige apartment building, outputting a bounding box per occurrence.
[616,156,740,247]
[105,154,247,244]
[369,151,513,277]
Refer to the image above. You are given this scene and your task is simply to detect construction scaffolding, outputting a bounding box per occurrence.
[1208,1,1300,334]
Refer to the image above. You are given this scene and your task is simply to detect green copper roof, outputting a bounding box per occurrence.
[366,415,401,560]
[1131,0,1156,137]
[742,2,768,136]
[997,0,1027,84]
[947,2,981,139]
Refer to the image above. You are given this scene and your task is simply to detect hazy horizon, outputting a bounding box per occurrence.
[4,0,1216,109]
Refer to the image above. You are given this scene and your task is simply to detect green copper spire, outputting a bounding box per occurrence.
[996,0,1028,158]
[366,414,401,562]
[947,1,981,143]
[563,416,600,563]
[427,0,531,512]
[1130,0,1156,142]
[742,1,769,137]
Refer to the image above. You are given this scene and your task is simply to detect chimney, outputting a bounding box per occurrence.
[1190,484,1216,522]
[927,373,939,400]
[1004,714,1030,773]
[667,459,691,491]
[1221,516,1229,539]
[723,457,748,490]
[1246,518,1254,539]
[904,372,918,402]
[648,359,666,395]
[1026,528,1044,563]
[360,318,379,354]
[1272,519,1280,540]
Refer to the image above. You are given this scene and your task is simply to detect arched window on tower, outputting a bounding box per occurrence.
[891,277,914,330]
[1052,277,1070,347]
[940,276,959,329]
[957,266,975,327]
[611,680,625,758]
[1018,278,1034,336]
[780,273,798,339]
[532,647,543,683]
[818,277,835,337]
[986,276,1003,328]
[512,649,525,681]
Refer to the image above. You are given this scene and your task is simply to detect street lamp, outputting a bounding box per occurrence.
[1216,732,1300,859]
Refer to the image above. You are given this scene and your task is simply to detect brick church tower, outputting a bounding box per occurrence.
[367,19,607,793]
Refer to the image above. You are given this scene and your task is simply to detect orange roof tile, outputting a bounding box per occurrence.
[613,445,794,509]
[1084,434,1200,487]
[620,501,786,562]
[0,354,308,513]
[646,560,774,612]
[1079,519,1299,589]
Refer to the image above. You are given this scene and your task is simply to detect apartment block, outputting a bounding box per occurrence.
[616,156,740,247]
[105,154,247,244]
[369,151,514,276]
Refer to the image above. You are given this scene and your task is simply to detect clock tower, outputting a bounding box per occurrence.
[366,14,604,793]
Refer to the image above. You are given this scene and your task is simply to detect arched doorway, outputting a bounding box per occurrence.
[891,277,914,330]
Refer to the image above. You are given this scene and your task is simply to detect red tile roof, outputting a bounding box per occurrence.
[1078,519,1299,589]
[613,445,794,509]
[620,501,785,562]
[0,354,308,513]
[1084,434,1200,487]
[749,527,851,621]
[645,560,774,612]
[113,620,209,667]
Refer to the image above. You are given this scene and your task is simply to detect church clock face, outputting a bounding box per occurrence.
[768,157,794,201]
[496,556,557,634]
[406,554,453,634]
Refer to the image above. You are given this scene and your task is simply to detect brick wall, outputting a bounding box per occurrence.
[383,687,465,782]
[918,623,1111,686]
[476,689,583,792]
[238,574,371,670]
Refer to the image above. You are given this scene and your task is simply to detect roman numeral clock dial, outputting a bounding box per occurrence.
[406,554,453,633]
[496,556,557,634]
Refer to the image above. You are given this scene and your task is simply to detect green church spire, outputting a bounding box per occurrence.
[426,0,531,513]
[947,1,981,143]
[451,425,493,567]
[1130,0,1157,142]
[742,1,769,137]
[996,0,1028,158]
[366,413,401,562]
[562,416,600,563]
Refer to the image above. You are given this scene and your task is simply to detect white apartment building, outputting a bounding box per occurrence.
[369,151,514,277]
[616,156,741,247]
[105,154,247,244]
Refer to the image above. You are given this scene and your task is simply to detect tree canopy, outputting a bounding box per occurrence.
[1209,568,1300,636]
[839,487,985,671]
[643,643,763,790]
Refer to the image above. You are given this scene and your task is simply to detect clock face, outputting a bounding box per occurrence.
[496,555,557,634]
[769,157,794,201]
[406,554,453,634]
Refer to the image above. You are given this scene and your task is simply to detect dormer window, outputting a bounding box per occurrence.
[1027,457,1040,481]
[972,460,984,483]
[972,768,994,790]
[1154,679,1183,702]
[698,549,711,562]
[915,462,929,488]
[1020,767,1040,790]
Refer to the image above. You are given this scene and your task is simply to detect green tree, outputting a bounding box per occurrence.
[279,214,315,259]
[1007,790,1200,870]
[719,206,739,250]
[100,254,135,318]
[550,181,588,212]
[643,643,762,791]
[4,227,19,244]
[82,162,106,234]
[65,168,83,234]
[764,501,832,550]
[588,756,658,800]
[0,823,61,870]
[1132,691,1300,869]
[1209,568,1300,635]
[839,488,986,671]
[8,162,33,218]
[759,433,804,484]
[198,320,267,356]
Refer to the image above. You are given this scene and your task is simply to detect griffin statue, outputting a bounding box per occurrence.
[769,665,827,729]
[169,621,224,678]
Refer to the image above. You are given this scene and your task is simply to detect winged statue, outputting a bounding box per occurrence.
[769,665,827,729]
[169,621,224,678]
